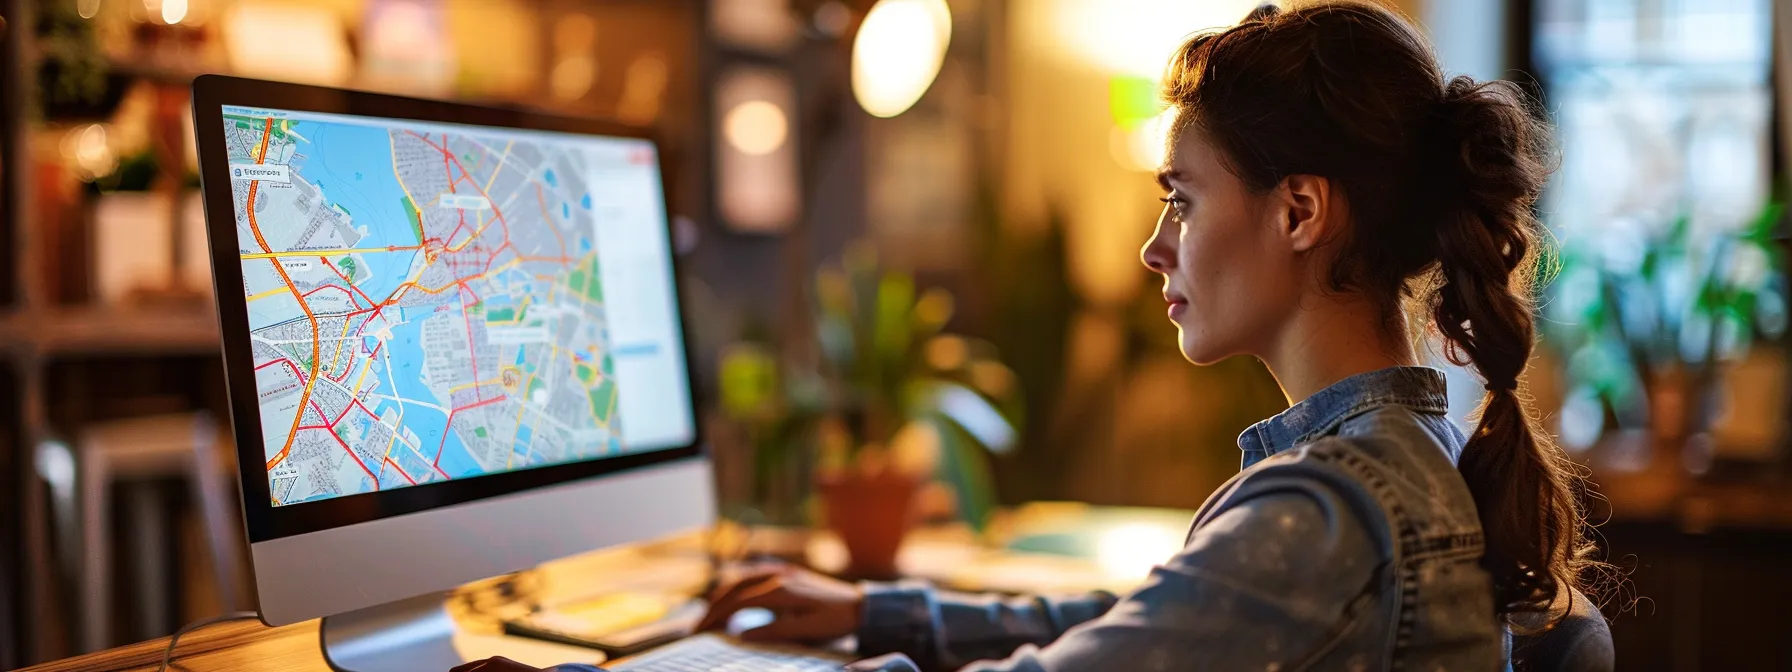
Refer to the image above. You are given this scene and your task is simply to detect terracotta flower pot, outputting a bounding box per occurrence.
[816,468,921,581]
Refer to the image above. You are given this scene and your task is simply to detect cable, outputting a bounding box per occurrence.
[158,610,260,672]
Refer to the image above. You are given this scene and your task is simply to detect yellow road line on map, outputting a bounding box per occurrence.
[605,382,617,427]
[325,317,353,383]
[247,287,290,302]
[483,141,513,194]
[353,357,373,394]
[379,410,406,476]
[449,377,505,394]
[446,216,497,253]
[241,248,408,259]
[507,372,533,470]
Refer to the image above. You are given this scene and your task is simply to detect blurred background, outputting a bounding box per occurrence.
[0,0,1787,669]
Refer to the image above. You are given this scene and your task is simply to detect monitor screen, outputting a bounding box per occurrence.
[219,105,695,507]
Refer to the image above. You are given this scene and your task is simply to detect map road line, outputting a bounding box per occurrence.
[245,116,325,473]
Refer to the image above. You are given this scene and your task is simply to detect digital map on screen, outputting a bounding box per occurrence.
[223,107,623,506]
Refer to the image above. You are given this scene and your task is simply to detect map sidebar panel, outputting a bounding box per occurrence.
[221,106,693,507]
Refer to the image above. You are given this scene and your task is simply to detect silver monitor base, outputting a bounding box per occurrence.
[320,592,469,672]
[318,591,605,671]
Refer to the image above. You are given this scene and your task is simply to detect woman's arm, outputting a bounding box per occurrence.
[842,467,1385,672]
[703,458,1389,671]
[854,583,1118,669]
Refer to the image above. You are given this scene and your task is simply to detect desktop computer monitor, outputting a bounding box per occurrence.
[191,76,714,671]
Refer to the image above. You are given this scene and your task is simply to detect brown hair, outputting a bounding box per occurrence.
[1162,1,1598,622]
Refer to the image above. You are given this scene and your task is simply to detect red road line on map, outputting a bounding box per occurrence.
[319,257,379,307]
[257,359,310,403]
[349,395,380,423]
[445,211,467,250]
[410,131,514,241]
[433,410,455,467]
[300,284,356,302]
[255,358,300,374]
[385,457,416,485]
[314,426,377,483]
[459,280,484,307]
[330,402,354,428]
[453,396,507,414]
[249,116,323,473]
[479,243,513,275]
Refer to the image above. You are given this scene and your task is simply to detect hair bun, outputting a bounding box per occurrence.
[1429,75,1549,216]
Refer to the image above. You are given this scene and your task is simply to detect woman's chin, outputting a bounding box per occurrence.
[1177,335,1231,366]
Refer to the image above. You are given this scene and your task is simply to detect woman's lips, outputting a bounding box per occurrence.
[1166,296,1188,320]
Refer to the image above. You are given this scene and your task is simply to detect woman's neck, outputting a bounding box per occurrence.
[1263,296,1416,405]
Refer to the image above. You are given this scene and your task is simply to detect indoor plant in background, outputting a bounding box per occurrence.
[721,243,1023,579]
[1544,194,1788,472]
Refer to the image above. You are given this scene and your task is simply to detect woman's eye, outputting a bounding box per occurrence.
[1159,196,1187,218]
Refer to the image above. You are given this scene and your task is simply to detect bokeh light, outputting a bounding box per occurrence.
[722,100,789,156]
[852,0,952,118]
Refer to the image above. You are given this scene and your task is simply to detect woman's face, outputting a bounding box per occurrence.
[1140,130,1303,365]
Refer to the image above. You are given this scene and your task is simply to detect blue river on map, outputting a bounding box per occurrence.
[291,119,422,305]
[285,119,566,487]
[376,310,484,480]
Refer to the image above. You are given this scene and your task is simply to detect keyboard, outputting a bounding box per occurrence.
[611,633,847,671]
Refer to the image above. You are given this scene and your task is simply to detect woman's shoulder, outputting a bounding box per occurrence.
[1199,411,1480,551]
[1194,440,1398,549]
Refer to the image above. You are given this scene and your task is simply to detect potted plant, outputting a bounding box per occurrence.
[720,243,1023,578]
[1544,194,1788,471]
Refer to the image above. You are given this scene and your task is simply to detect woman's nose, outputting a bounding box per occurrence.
[1141,211,1174,272]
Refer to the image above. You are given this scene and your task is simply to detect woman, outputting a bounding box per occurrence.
[464,2,1610,670]
[696,2,1610,670]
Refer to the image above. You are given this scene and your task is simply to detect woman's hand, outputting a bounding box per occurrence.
[448,657,544,672]
[698,565,866,643]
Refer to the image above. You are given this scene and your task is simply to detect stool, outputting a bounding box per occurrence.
[46,412,245,652]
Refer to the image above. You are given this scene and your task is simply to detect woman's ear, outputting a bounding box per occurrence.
[1279,174,1338,253]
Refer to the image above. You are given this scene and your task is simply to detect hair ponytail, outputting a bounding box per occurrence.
[1163,2,1603,624]
[1428,76,1594,618]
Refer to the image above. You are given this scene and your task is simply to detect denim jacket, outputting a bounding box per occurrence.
[847,366,1506,671]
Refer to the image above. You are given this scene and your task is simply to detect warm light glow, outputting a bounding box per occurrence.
[161,0,188,24]
[617,55,670,125]
[1095,523,1181,580]
[1109,107,1176,172]
[62,124,117,181]
[551,56,597,101]
[79,0,102,19]
[550,13,598,101]
[852,0,952,118]
[723,100,789,156]
[1054,0,1259,77]
[717,67,800,232]
[225,2,352,85]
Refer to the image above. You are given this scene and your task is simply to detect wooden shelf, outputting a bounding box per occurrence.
[0,304,220,357]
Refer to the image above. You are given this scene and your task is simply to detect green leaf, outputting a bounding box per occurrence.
[930,417,998,532]
[874,273,917,361]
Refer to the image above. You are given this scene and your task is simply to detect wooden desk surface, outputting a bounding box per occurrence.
[20,620,323,672]
[19,517,1159,671]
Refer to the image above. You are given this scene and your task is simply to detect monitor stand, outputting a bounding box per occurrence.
[319,592,598,671]
[320,592,468,672]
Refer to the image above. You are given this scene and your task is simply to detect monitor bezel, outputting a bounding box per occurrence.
[192,75,705,544]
